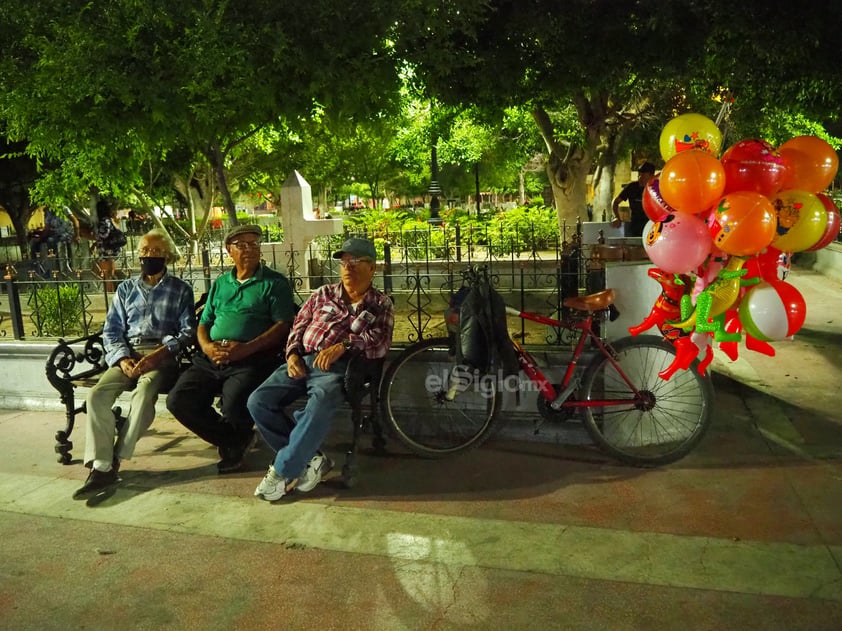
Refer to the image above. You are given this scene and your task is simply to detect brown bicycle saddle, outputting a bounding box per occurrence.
[562,289,616,312]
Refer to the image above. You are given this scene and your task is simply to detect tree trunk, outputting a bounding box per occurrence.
[534,106,594,230]
[206,143,239,227]
[533,93,615,237]
[592,162,616,222]
[9,208,34,260]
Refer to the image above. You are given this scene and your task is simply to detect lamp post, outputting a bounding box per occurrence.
[428,143,442,224]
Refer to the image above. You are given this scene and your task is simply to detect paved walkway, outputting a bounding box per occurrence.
[1,268,842,630]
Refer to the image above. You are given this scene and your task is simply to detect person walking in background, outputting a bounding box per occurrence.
[74,229,195,498]
[166,224,298,474]
[93,199,126,291]
[611,161,657,238]
[249,237,394,501]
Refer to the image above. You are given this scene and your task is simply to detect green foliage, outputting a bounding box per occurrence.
[32,284,85,337]
[338,205,559,260]
[472,206,555,257]
[343,208,415,239]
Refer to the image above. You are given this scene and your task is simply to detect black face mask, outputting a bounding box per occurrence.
[140,257,166,276]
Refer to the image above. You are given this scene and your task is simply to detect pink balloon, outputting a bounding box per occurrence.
[643,212,713,274]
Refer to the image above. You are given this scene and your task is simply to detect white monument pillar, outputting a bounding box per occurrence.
[266,170,343,288]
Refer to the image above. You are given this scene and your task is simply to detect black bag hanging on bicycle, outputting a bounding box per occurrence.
[456,283,491,373]
[456,281,519,377]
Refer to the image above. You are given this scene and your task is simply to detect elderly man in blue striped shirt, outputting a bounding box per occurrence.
[74,228,197,498]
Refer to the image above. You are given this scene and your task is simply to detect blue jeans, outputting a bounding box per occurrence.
[247,354,347,480]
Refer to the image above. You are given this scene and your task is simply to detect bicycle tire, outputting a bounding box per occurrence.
[380,337,502,458]
[579,335,714,466]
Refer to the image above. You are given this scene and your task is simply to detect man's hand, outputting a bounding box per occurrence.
[202,339,239,366]
[119,357,138,379]
[314,343,345,372]
[132,346,169,376]
[287,353,308,379]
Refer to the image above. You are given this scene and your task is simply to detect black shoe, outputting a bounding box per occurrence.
[73,468,118,498]
[216,432,257,474]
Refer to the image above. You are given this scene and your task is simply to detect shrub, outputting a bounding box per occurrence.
[30,284,86,337]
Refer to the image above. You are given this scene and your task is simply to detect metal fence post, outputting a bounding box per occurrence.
[4,271,25,340]
[383,241,393,294]
[201,248,211,293]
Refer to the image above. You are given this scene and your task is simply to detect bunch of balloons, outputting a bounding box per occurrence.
[632,112,840,380]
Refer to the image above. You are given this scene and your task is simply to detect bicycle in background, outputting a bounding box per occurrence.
[380,266,714,467]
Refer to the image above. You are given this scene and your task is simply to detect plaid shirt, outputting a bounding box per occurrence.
[103,272,197,367]
[286,282,394,360]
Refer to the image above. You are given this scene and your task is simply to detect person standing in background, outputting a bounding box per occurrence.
[93,199,126,292]
[611,161,656,238]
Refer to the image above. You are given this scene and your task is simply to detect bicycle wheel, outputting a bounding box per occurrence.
[579,335,714,466]
[380,337,502,458]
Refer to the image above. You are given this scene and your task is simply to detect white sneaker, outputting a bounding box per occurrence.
[296,452,334,493]
[254,466,296,501]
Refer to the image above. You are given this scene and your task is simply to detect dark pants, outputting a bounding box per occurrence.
[166,352,281,449]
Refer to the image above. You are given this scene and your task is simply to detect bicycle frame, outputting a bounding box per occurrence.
[504,305,645,409]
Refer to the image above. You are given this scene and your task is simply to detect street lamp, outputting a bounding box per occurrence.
[428,143,442,224]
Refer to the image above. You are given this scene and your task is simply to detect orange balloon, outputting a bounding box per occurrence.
[778,136,839,193]
[771,189,828,252]
[708,191,777,256]
[659,149,727,214]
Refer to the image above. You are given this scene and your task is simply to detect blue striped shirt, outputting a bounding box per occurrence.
[103,272,197,367]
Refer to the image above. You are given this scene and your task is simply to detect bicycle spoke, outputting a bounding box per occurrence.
[382,338,500,457]
[581,336,714,466]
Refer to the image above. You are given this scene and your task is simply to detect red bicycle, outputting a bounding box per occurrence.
[380,268,714,466]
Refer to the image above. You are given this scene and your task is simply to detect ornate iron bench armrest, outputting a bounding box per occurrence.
[45,331,108,464]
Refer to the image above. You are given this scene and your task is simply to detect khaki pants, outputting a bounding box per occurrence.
[83,358,178,467]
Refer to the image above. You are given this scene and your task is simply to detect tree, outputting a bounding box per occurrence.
[0,0,404,234]
[0,138,39,255]
[393,0,842,226]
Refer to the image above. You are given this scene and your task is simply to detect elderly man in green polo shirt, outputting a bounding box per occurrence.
[166,224,297,473]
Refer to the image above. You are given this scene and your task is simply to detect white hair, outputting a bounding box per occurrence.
[142,228,181,263]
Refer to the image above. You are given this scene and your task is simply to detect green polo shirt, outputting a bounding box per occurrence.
[200,265,297,342]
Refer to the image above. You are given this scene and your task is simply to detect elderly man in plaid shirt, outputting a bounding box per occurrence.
[248,237,394,501]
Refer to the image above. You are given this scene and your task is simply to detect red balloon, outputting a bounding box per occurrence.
[740,280,806,341]
[642,175,676,221]
[720,138,788,197]
[744,246,791,282]
[808,193,842,251]
[779,136,839,193]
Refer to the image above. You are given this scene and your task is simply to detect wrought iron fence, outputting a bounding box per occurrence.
[1,221,606,345]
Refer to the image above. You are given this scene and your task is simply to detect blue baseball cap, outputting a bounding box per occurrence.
[332,237,376,260]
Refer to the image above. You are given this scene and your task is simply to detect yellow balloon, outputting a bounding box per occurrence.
[771,189,828,252]
[659,113,723,162]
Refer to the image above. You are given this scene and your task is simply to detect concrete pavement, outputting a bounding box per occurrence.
[1,266,842,630]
